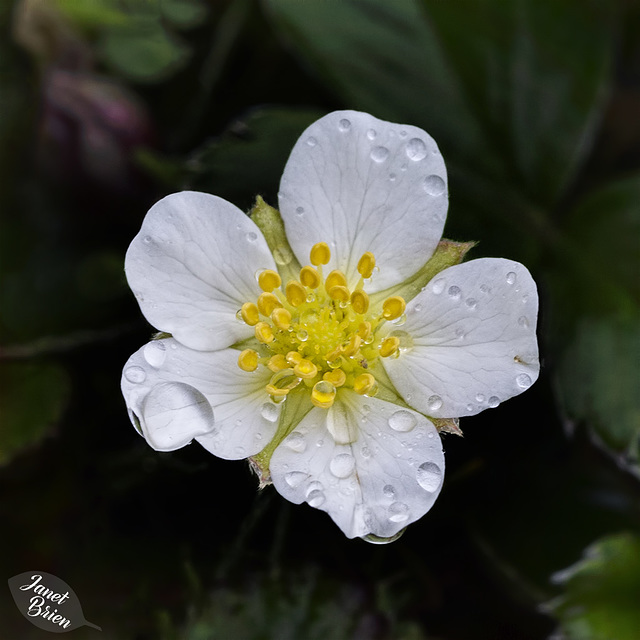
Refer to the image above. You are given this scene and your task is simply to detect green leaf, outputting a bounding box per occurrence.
[0,362,70,466]
[187,107,324,211]
[547,532,640,640]
[160,0,207,29]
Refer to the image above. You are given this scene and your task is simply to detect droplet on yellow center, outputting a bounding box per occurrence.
[257,292,282,316]
[353,373,377,395]
[341,334,362,357]
[300,266,321,289]
[379,336,400,357]
[328,285,350,302]
[311,380,336,408]
[255,322,274,344]
[237,349,259,372]
[285,280,306,307]
[325,270,347,291]
[271,307,291,331]
[294,358,318,379]
[382,296,406,321]
[258,269,281,292]
[350,290,369,314]
[240,302,260,326]
[310,242,331,266]
[357,321,372,341]
[286,351,302,365]
[323,369,346,387]
[357,252,376,279]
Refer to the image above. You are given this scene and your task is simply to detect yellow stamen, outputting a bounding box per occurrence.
[271,307,292,331]
[267,354,289,372]
[311,380,336,408]
[266,369,301,398]
[265,384,290,398]
[341,334,362,357]
[353,372,377,395]
[237,349,259,372]
[255,322,274,344]
[382,296,406,321]
[379,336,400,357]
[240,302,260,326]
[300,265,321,289]
[357,252,376,279]
[257,269,281,292]
[328,285,350,302]
[350,290,369,314]
[285,280,306,307]
[323,369,346,387]
[257,292,282,316]
[325,270,347,291]
[293,358,318,379]
[357,321,372,341]
[310,242,331,266]
[286,351,302,365]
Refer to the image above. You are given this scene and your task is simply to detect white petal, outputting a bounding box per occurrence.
[270,392,445,539]
[278,111,447,292]
[383,258,540,417]
[125,191,276,351]
[122,338,279,458]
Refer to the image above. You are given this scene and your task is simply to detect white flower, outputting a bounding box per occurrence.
[121,111,539,542]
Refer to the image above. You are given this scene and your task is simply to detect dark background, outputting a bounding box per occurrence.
[1,1,639,638]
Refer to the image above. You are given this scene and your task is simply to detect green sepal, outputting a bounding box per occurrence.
[153,331,172,340]
[250,196,302,285]
[370,239,476,306]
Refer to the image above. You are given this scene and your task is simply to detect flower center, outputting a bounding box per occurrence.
[236,242,406,409]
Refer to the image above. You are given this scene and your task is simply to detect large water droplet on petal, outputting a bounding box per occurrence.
[516,373,532,389]
[330,453,355,478]
[388,410,417,432]
[427,395,443,412]
[285,471,307,488]
[383,484,396,498]
[260,403,280,423]
[488,396,500,408]
[306,136,317,147]
[284,432,306,452]
[417,462,442,492]
[124,366,146,384]
[423,175,446,196]
[370,146,389,163]
[143,341,166,368]
[388,502,410,523]
[406,138,427,161]
[447,285,462,300]
[273,246,293,265]
[307,489,325,507]
[506,271,516,285]
[367,129,377,140]
[431,278,445,294]
[338,118,351,132]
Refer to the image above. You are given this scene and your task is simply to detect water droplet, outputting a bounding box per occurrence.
[307,490,325,507]
[427,395,443,412]
[448,285,462,300]
[170,343,177,350]
[388,502,410,523]
[475,393,486,403]
[260,403,280,423]
[414,303,423,312]
[383,484,396,498]
[306,136,317,147]
[516,373,532,389]
[367,128,377,140]
[465,298,477,309]
[506,271,516,285]
[361,446,371,458]
[296,329,309,342]
[143,235,152,244]
[235,309,244,322]
[522,294,529,304]
[466,403,474,412]
[455,327,465,339]
[246,232,257,242]
[388,410,417,432]
[254,432,263,440]
[417,462,442,492]
[306,481,323,496]
[284,432,306,452]
[399,130,407,138]
[389,330,414,351]
[423,175,446,196]
[273,246,293,265]
[124,366,146,384]
[432,278,445,294]
[518,316,530,329]
[285,471,307,488]
[316,439,324,447]
[306,293,316,303]
[338,118,351,132]
[143,341,166,368]
[488,396,500,408]
[389,173,397,182]
[406,138,427,161]
[296,206,304,215]
[370,146,389,163]
[235,446,246,456]
[330,453,355,478]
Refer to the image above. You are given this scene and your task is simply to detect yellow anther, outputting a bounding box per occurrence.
[255,322,274,344]
[311,380,337,408]
[328,285,350,302]
[325,270,347,291]
[350,289,369,314]
[353,372,377,396]
[286,351,302,365]
[265,384,290,398]
[293,358,318,379]
[271,307,292,331]
[341,334,362,357]
[285,280,306,307]
[379,336,400,358]
[357,321,372,341]
[323,369,346,387]
[357,251,376,279]
[257,292,282,316]
[240,302,260,326]
[266,369,301,398]
[258,269,281,292]
[300,265,321,289]
[267,354,289,372]
[382,295,406,321]
[310,242,331,266]
[237,349,259,372]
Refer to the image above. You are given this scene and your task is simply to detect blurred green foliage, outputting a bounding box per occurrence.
[1,0,639,638]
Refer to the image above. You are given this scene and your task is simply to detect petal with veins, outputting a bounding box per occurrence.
[270,391,445,539]
[122,338,279,458]
[125,191,276,351]
[383,258,540,418]
[279,111,447,292]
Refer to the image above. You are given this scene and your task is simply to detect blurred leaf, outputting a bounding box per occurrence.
[187,106,324,210]
[160,0,207,29]
[546,532,640,640]
[55,0,128,28]
[0,362,70,466]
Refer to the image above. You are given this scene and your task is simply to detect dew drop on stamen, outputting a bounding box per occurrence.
[406,138,427,161]
[330,453,355,478]
[416,462,442,492]
[260,403,279,423]
[427,395,443,412]
[371,146,389,163]
[423,175,446,196]
[125,366,146,384]
[388,410,417,432]
[338,118,351,132]
[143,341,166,368]
[516,373,532,389]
